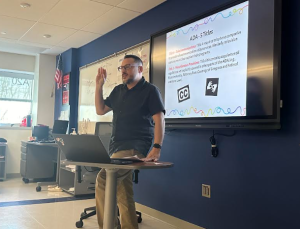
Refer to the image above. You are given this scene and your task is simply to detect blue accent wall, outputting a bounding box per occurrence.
[54,48,79,133]
[54,0,300,228]
[54,49,72,121]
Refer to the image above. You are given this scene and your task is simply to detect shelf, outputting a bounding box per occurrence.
[0,144,6,180]
[61,187,75,195]
[60,166,76,173]
[59,162,96,196]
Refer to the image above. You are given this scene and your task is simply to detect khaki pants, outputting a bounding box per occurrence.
[95,149,145,229]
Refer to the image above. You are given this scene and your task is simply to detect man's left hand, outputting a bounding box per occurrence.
[144,148,161,162]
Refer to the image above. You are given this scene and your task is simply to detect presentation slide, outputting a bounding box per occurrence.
[165,1,249,118]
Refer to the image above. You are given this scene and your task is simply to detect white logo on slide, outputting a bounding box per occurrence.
[207,81,218,93]
[205,78,219,96]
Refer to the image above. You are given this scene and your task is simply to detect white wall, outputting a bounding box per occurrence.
[0,128,31,174]
[0,52,56,174]
[0,51,35,72]
[32,55,40,126]
[34,54,56,127]
[0,52,35,174]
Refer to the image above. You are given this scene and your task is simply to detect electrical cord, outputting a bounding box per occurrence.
[209,131,218,157]
[165,129,177,135]
[209,130,236,157]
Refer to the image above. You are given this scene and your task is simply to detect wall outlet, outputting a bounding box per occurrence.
[202,184,211,198]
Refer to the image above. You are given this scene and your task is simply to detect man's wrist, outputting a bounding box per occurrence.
[96,85,103,91]
[153,143,162,149]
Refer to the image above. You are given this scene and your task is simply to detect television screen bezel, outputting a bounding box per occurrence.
[149,0,282,130]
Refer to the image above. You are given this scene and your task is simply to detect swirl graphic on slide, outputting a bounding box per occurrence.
[167,4,249,39]
[167,106,246,117]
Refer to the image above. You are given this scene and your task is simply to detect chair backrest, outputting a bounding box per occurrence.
[94,122,112,152]
[94,122,140,184]
[77,123,113,186]
[81,122,113,181]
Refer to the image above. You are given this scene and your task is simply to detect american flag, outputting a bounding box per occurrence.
[55,54,62,89]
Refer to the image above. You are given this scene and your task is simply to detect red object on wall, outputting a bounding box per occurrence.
[62,73,70,105]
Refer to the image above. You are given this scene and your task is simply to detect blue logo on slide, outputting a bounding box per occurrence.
[177,85,190,103]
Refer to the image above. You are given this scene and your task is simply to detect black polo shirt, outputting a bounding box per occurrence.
[104,77,165,156]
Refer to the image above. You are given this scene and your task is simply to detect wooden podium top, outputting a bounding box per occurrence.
[62,160,174,170]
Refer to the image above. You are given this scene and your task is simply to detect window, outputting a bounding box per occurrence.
[0,70,34,125]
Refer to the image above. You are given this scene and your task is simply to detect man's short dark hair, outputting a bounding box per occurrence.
[124,55,143,66]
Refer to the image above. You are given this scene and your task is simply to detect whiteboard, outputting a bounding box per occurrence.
[78,40,150,134]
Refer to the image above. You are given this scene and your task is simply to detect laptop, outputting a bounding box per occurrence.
[52,134,143,164]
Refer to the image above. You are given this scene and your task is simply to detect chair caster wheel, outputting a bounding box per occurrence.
[138,216,142,223]
[36,186,41,192]
[23,178,29,183]
[137,211,142,223]
[76,220,83,228]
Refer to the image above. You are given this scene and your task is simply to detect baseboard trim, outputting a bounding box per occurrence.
[135,203,205,229]
[6,173,21,179]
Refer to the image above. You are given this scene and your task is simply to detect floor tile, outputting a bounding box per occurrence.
[0,178,177,229]
[0,178,71,202]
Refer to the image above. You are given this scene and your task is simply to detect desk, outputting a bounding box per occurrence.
[20,141,58,185]
[35,143,61,192]
[0,143,7,180]
[64,160,173,229]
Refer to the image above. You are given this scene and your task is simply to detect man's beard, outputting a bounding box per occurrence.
[124,78,134,85]
[123,74,134,85]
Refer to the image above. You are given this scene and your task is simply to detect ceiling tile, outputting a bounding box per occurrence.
[42,46,69,55]
[40,0,113,30]
[20,23,77,46]
[0,37,17,44]
[117,0,166,13]
[0,40,47,55]
[0,16,35,40]
[82,7,140,34]
[17,41,53,49]
[58,31,101,48]
[89,0,125,7]
[0,0,162,55]
[0,0,60,21]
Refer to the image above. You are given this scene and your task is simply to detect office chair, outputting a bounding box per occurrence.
[75,122,142,228]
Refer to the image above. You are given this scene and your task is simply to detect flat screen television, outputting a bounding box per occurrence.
[150,0,281,129]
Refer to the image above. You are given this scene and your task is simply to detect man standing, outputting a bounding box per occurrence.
[95,55,165,229]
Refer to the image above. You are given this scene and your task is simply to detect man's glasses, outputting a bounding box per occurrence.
[117,64,139,72]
